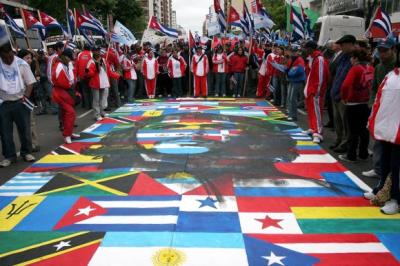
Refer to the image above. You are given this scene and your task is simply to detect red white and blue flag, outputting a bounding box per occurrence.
[66,9,75,39]
[76,10,105,36]
[39,11,68,37]
[251,0,275,29]
[84,10,107,36]
[367,6,392,37]
[3,12,26,38]
[213,0,227,33]
[21,9,46,40]
[149,16,179,38]
[290,3,305,41]
[242,1,255,36]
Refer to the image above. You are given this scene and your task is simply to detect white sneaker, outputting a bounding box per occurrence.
[363,192,375,200]
[222,94,226,97]
[381,199,399,215]
[302,129,313,135]
[312,136,321,144]
[71,133,81,139]
[362,169,379,178]
[96,117,103,121]
[23,154,36,162]
[0,159,15,168]
[64,136,72,144]
[287,117,293,121]
[215,94,219,97]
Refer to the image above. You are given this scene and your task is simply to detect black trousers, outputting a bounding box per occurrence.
[373,142,400,201]
[344,104,370,160]
[0,100,32,159]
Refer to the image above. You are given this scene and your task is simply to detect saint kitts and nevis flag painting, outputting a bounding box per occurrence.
[0,99,400,265]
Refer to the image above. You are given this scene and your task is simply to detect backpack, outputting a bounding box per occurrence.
[360,65,374,91]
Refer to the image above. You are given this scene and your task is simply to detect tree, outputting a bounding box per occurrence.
[263,0,286,30]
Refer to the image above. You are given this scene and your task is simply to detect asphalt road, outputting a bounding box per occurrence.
[0,100,378,189]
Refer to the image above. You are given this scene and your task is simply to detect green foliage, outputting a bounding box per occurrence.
[262,0,286,30]
[27,0,145,34]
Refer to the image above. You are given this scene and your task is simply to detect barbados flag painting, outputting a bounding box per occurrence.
[0,98,400,266]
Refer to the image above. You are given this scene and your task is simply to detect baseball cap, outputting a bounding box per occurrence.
[336,35,356,44]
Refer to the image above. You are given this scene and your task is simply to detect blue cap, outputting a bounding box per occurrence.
[377,37,396,49]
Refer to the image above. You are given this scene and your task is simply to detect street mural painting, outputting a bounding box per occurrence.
[0,99,399,265]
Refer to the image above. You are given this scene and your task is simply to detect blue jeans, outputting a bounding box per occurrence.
[0,100,32,159]
[233,72,244,96]
[126,79,137,102]
[373,140,384,177]
[172,77,183,97]
[214,73,226,95]
[287,82,303,120]
[272,76,286,106]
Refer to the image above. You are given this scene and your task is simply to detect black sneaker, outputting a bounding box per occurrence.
[339,154,357,163]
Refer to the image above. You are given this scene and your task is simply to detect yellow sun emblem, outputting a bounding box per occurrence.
[152,248,186,266]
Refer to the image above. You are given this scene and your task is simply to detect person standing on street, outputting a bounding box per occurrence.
[0,43,36,167]
[303,41,330,144]
[191,46,209,98]
[168,49,187,98]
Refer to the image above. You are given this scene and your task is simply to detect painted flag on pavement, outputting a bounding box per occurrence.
[0,231,104,266]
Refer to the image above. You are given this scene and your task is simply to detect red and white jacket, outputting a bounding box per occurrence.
[304,50,330,98]
[167,56,187,78]
[368,68,400,145]
[52,60,73,91]
[191,53,209,77]
[212,53,228,73]
[142,57,159,80]
[76,50,92,80]
[258,52,276,76]
[122,56,137,80]
[47,53,59,84]
[86,58,119,90]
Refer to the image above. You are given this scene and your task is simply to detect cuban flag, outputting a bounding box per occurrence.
[242,1,255,37]
[149,16,179,38]
[213,0,226,33]
[84,10,107,36]
[228,6,244,32]
[300,3,313,40]
[290,4,305,41]
[76,10,104,36]
[367,6,392,37]
[67,9,75,38]
[251,0,275,30]
[39,11,68,37]
[3,12,26,38]
[21,9,46,40]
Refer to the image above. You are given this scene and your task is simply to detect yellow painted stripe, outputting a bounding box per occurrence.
[143,110,163,117]
[0,232,87,258]
[291,207,400,219]
[296,141,317,146]
[37,155,102,164]
[15,239,102,266]
[0,196,45,231]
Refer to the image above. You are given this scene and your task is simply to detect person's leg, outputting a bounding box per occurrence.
[373,140,384,177]
[221,73,226,96]
[358,104,370,159]
[372,141,391,194]
[256,75,265,97]
[339,101,349,149]
[92,89,101,119]
[239,73,245,96]
[345,105,358,161]
[201,76,208,97]
[30,111,39,150]
[193,76,199,97]
[280,78,287,107]
[126,80,133,102]
[177,77,183,97]
[272,76,280,105]
[389,144,400,202]
[325,87,334,126]
[111,79,121,107]
[332,101,344,148]
[0,103,17,160]
[102,88,109,111]
[14,102,32,157]
[305,96,316,133]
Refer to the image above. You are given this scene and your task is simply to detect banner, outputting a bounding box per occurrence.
[207,22,221,37]
[113,20,136,46]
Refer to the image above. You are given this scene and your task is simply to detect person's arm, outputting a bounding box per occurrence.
[340,66,356,103]
[20,64,36,98]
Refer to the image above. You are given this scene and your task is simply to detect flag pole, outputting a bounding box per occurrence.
[36,9,48,52]
[188,30,192,97]
[19,8,32,50]
[243,32,253,98]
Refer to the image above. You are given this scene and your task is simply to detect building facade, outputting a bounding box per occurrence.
[171,10,177,28]
[140,0,174,27]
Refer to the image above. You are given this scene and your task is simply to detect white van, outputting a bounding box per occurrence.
[314,15,366,46]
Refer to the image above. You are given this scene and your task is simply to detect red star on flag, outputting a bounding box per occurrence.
[255,215,284,229]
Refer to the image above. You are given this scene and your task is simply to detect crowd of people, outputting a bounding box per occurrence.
[0,34,399,214]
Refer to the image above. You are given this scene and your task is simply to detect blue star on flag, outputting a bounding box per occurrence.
[197,197,218,209]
